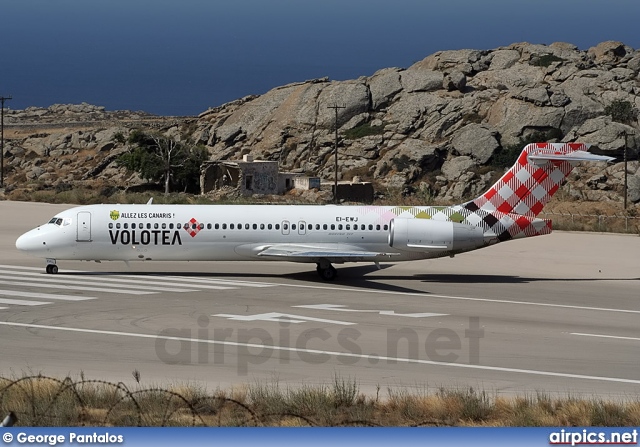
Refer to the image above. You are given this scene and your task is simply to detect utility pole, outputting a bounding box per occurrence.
[0,95,11,188]
[623,131,628,210]
[327,103,345,204]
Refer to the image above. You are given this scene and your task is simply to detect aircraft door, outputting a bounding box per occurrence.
[298,221,306,235]
[77,211,92,242]
[281,220,290,235]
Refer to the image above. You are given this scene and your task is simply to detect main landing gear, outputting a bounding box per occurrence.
[316,260,337,281]
[45,259,58,274]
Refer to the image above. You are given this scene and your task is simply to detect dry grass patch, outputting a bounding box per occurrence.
[2,375,640,427]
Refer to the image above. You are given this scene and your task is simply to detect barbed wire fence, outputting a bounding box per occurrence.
[0,375,451,427]
[539,210,640,234]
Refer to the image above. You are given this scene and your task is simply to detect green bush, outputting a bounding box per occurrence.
[344,123,384,140]
[605,99,637,124]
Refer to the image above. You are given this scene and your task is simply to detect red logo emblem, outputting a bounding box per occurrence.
[184,218,201,238]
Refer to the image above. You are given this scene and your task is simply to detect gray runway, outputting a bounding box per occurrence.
[1,201,639,399]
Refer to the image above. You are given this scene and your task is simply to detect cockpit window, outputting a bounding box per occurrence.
[48,217,64,226]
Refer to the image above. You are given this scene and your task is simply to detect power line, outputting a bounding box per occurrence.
[327,103,345,204]
[0,95,12,188]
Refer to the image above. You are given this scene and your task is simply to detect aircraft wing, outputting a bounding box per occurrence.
[255,244,400,262]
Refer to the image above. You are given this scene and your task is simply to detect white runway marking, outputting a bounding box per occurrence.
[153,275,276,288]
[2,321,640,386]
[0,279,154,295]
[213,312,355,325]
[280,284,640,315]
[0,289,95,301]
[571,333,640,342]
[0,273,198,293]
[294,304,447,318]
[0,298,50,306]
[0,265,635,314]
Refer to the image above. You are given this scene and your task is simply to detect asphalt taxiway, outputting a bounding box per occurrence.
[1,201,639,398]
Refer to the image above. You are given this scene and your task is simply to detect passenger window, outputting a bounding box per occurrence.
[162,223,166,229]
[207,223,212,230]
[292,224,296,230]
[177,223,182,229]
[109,223,113,229]
[346,224,350,230]
[308,224,313,230]
[253,224,257,230]
[124,223,129,229]
[384,224,389,230]
[268,224,273,230]
[323,224,328,230]
[169,223,173,229]
[331,224,335,230]
[376,225,381,231]
[238,223,242,229]
[230,224,234,229]
[245,223,250,230]
[338,224,343,230]
[154,223,159,229]
[147,223,152,229]
[199,223,204,230]
[260,223,265,230]
[131,223,136,229]
[368,224,373,230]
[275,224,280,230]
[215,223,219,230]
[315,224,320,230]
[116,223,121,229]
[192,224,197,230]
[283,224,288,230]
[222,224,227,230]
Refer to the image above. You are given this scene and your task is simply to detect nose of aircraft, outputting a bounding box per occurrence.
[16,229,45,253]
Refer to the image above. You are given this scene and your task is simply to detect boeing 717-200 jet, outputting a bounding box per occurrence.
[15,143,613,280]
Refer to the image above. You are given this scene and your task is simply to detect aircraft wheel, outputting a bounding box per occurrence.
[317,265,337,281]
[46,264,59,274]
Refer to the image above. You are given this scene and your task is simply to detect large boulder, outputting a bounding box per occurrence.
[451,124,499,164]
[442,156,475,181]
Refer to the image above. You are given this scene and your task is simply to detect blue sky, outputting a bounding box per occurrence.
[1,0,639,115]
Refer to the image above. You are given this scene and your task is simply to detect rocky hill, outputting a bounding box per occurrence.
[2,41,640,207]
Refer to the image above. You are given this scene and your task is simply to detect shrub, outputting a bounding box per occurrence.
[344,123,384,140]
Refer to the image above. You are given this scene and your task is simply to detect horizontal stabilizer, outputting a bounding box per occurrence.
[529,150,615,164]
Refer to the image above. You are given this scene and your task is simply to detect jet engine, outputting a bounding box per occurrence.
[388,218,485,253]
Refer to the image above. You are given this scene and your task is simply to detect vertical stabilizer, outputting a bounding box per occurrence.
[463,143,613,217]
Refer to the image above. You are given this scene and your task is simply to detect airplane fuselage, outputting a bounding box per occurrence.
[17,203,480,264]
[15,144,613,279]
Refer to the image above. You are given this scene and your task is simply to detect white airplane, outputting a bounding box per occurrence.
[16,143,613,280]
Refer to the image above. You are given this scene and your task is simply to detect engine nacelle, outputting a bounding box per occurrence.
[388,218,485,253]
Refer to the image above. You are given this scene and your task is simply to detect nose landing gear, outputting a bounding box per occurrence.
[45,259,58,274]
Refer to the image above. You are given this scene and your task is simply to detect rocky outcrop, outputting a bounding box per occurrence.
[190,40,639,205]
[1,104,191,194]
[2,41,640,207]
